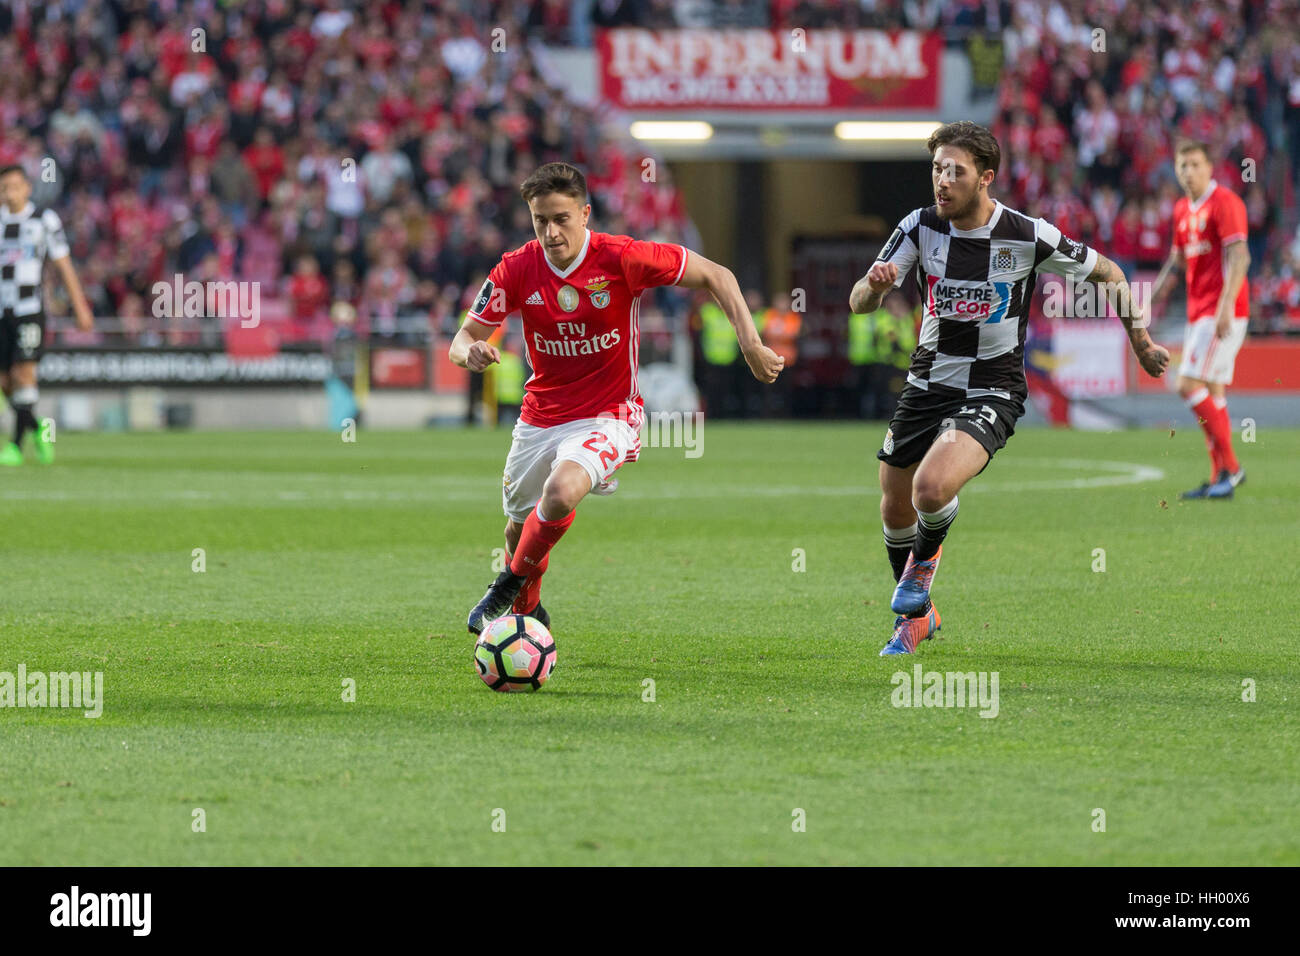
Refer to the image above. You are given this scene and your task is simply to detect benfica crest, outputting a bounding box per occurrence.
[586,278,611,309]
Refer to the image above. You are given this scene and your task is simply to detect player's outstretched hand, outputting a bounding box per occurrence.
[866,260,898,292]
[466,340,501,372]
[744,344,784,383]
[1135,340,1170,378]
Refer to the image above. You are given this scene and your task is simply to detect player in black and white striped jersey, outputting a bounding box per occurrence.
[0,165,94,466]
[849,122,1171,656]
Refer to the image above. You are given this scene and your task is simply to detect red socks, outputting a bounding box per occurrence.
[509,504,574,578]
[1189,391,1220,476]
[1188,388,1239,478]
[512,553,547,614]
[1210,396,1239,474]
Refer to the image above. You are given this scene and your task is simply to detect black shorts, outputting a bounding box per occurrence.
[0,310,46,368]
[876,383,1025,474]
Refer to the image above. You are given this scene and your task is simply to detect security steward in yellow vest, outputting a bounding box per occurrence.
[694,298,744,418]
[848,291,915,419]
[494,343,526,427]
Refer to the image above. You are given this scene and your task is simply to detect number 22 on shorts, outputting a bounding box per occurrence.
[581,431,620,471]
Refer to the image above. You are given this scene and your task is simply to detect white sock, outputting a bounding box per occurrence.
[916,496,959,529]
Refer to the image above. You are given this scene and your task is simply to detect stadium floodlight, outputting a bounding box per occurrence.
[834,121,941,141]
[629,121,714,141]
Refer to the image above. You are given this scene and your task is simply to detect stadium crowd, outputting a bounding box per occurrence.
[990,0,1300,332]
[0,0,694,348]
[2,0,1298,356]
[578,0,1300,332]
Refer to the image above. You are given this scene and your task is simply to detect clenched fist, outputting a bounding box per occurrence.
[864,260,898,293]
[1135,340,1170,378]
[743,344,784,383]
[465,340,500,372]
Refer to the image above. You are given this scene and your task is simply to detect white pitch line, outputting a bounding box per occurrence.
[0,459,1164,503]
[621,459,1166,498]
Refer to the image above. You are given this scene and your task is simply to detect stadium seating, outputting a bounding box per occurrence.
[1,0,1295,347]
[0,0,692,347]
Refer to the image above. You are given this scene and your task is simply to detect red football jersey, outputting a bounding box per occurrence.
[468,230,688,429]
[1173,180,1249,320]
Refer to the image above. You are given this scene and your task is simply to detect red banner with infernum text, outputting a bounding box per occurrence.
[596,29,942,111]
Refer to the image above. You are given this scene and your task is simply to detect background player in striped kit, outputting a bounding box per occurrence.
[849,122,1171,656]
[0,165,94,466]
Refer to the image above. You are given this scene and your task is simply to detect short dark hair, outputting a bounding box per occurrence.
[0,165,26,180]
[927,121,1001,176]
[520,162,588,205]
[1175,139,1212,162]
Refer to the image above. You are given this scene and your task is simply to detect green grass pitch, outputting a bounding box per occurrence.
[1,422,1296,865]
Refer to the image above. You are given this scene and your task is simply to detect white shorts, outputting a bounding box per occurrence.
[1178,316,1248,384]
[501,416,640,522]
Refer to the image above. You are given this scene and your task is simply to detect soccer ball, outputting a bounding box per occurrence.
[474,615,557,692]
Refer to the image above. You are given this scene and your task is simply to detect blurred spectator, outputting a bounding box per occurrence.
[361,134,413,206]
[210,141,260,227]
[1110,202,1141,277]
[332,259,360,308]
[992,0,1298,336]
[761,291,801,417]
[1135,198,1169,270]
[361,247,416,339]
[288,254,331,339]
[243,127,285,206]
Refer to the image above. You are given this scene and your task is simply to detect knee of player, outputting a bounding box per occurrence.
[880,493,915,526]
[541,475,584,514]
[910,479,949,514]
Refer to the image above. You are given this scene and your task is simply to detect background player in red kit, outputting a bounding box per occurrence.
[450,162,784,633]
[1152,141,1251,500]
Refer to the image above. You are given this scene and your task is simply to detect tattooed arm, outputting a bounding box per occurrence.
[1085,253,1170,378]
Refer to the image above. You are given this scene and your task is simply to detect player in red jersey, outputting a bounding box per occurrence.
[450,162,784,633]
[1152,140,1250,499]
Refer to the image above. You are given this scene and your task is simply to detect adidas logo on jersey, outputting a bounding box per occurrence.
[526,291,544,305]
